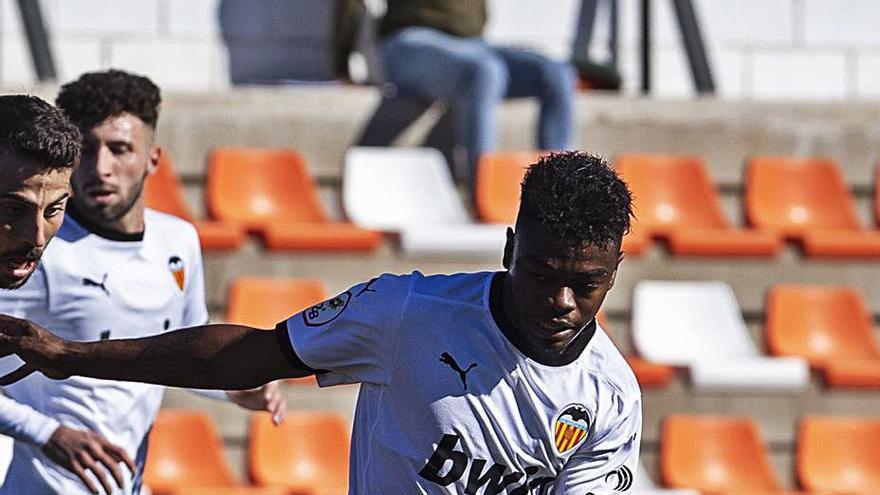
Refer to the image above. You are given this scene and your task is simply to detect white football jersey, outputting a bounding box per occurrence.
[0,209,208,495]
[280,271,641,494]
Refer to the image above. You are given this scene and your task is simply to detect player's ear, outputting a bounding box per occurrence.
[502,227,514,269]
[147,146,161,177]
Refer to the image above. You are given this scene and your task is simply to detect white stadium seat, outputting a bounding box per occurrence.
[632,280,809,391]
[343,147,506,256]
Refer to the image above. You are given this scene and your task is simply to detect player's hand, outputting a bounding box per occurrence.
[42,426,136,495]
[227,380,287,425]
[0,313,70,384]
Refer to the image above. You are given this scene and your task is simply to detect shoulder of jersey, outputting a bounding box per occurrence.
[145,209,199,239]
[410,271,491,306]
[589,327,641,396]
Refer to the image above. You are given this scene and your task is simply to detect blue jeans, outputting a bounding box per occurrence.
[382,26,575,182]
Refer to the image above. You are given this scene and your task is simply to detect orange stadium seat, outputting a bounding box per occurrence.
[475,151,648,255]
[615,154,781,257]
[661,415,805,494]
[226,277,328,385]
[595,312,673,388]
[226,277,328,329]
[797,416,880,493]
[144,152,246,251]
[475,151,545,224]
[745,156,880,258]
[766,285,880,388]
[144,410,239,495]
[207,147,382,251]
[249,411,349,495]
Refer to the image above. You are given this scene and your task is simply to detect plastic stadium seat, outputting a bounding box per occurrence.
[766,285,880,388]
[144,410,238,494]
[476,151,648,255]
[343,147,506,256]
[475,151,545,225]
[661,415,802,494]
[226,277,328,329]
[615,154,781,257]
[226,277,327,385]
[249,411,349,495]
[144,153,246,251]
[746,156,880,258]
[633,281,808,391]
[797,416,880,493]
[596,312,674,388]
[207,147,381,252]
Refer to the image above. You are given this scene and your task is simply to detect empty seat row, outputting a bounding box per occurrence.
[146,149,382,253]
[613,154,880,258]
[149,147,880,258]
[632,280,880,390]
[145,409,880,495]
[662,415,880,494]
[147,147,510,256]
[145,410,348,495]
[633,280,810,391]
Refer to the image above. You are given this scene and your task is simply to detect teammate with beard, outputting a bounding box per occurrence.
[0,71,286,495]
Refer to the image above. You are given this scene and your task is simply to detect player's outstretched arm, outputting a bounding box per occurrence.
[0,314,308,389]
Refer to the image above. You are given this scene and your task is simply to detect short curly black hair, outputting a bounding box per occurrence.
[0,94,81,170]
[518,151,633,251]
[55,69,161,130]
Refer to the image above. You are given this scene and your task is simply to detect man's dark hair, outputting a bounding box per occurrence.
[0,94,81,170]
[518,151,633,251]
[55,69,161,130]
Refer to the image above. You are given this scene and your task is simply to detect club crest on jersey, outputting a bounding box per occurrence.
[168,256,185,291]
[303,291,351,327]
[553,404,591,455]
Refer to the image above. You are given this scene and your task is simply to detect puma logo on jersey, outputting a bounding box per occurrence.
[419,433,555,494]
[440,352,477,391]
[82,274,110,295]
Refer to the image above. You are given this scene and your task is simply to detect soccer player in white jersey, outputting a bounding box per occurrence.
[0,70,287,495]
[0,95,81,290]
[0,151,641,494]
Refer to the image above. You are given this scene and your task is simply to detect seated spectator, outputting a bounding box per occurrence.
[342,0,575,188]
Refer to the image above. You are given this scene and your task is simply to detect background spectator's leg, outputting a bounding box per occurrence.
[382,27,509,183]
[495,47,576,151]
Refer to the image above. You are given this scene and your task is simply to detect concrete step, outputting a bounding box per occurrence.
[147,87,880,189]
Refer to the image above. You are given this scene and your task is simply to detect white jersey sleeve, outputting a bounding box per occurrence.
[551,387,642,493]
[279,273,412,387]
[0,268,61,446]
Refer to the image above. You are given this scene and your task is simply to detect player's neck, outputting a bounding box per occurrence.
[67,201,144,242]
[490,272,595,366]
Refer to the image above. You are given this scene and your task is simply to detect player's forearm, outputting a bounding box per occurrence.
[55,324,292,390]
